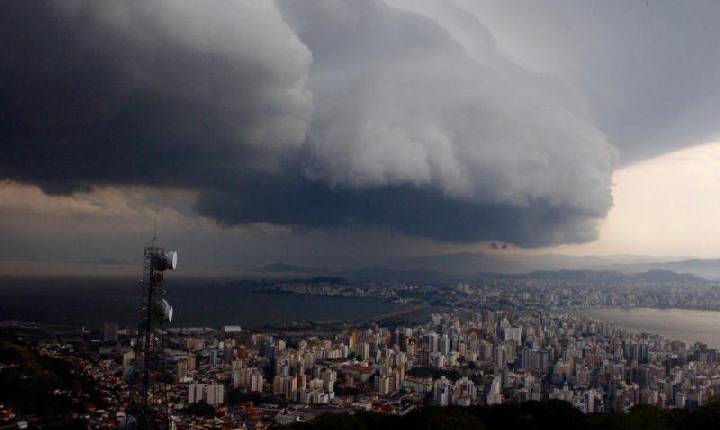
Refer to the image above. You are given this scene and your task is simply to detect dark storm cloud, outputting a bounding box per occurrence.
[1,0,624,247]
[443,0,720,163]
[0,0,312,192]
[274,0,616,245]
[195,176,601,246]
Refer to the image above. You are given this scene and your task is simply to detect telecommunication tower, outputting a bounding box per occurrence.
[127,239,177,430]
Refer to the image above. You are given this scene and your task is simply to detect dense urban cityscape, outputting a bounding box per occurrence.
[4,272,720,429]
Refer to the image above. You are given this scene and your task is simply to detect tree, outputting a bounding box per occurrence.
[181,401,216,417]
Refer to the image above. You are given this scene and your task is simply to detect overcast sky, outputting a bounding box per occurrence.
[2,0,720,268]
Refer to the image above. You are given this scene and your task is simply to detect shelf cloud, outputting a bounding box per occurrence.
[3,0,714,248]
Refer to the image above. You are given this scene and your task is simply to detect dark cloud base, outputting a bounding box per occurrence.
[0,0,609,248]
[195,176,599,246]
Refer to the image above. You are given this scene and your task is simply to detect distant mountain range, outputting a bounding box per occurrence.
[503,269,708,285]
[253,262,327,274]
[386,253,720,280]
[605,259,720,280]
[251,263,712,285]
[250,254,715,284]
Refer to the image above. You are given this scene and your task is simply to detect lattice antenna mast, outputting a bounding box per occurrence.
[128,236,177,430]
[153,211,158,243]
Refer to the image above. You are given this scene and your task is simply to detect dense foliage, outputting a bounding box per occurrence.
[228,388,282,406]
[0,333,103,429]
[180,400,216,417]
[284,400,720,430]
[406,366,462,381]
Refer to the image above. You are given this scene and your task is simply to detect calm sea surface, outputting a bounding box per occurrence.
[583,307,720,347]
[0,277,411,329]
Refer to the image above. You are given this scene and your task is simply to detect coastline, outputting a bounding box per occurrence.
[578,307,720,348]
